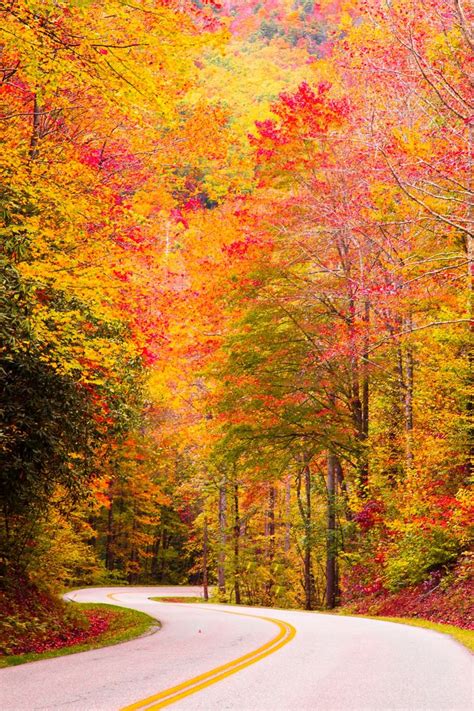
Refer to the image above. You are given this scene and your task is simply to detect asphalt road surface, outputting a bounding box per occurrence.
[1,586,472,710]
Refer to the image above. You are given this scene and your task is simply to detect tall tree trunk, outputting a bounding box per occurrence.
[466,121,474,476]
[233,481,241,605]
[105,497,114,571]
[335,457,352,521]
[296,455,313,610]
[284,474,291,553]
[217,478,227,596]
[326,452,338,609]
[352,366,368,494]
[202,515,209,601]
[352,377,366,495]
[395,315,414,476]
[267,484,275,561]
[264,484,276,601]
[151,528,161,579]
[128,514,137,584]
[404,314,414,469]
[304,460,312,610]
[361,298,370,485]
[159,529,167,580]
[348,291,368,496]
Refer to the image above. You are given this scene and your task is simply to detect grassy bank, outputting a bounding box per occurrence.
[150,596,206,603]
[364,616,474,653]
[336,610,473,653]
[0,602,158,668]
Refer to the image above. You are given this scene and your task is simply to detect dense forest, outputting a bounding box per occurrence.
[1,0,472,634]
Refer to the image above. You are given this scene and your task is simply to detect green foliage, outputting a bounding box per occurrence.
[1,357,94,513]
[384,528,460,592]
[0,351,99,578]
[25,509,105,591]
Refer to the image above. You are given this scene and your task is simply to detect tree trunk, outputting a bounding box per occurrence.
[304,460,312,610]
[29,93,40,161]
[264,484,276,601]
[284,474,291,553]
[267,485,275,560]
[202,515,209,601]
[233,481,241,605]
[335,457,352,521]
[217,478,227,595]
[159,529,167,580]
[348,291,368,496]
[105,497,114,571]
[361,298,370,486]
[404,314,414,470]
[326,452,338,609]
[128,513,137,584]
[296,455,313,610]
[466,121,474,476]
[151,528,161,579]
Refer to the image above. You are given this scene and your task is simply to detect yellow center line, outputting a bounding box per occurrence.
[109,594,296,711]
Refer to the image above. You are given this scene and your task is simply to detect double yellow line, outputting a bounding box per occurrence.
[113,597,296,710]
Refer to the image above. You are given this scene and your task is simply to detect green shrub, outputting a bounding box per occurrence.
[384,527,459,591]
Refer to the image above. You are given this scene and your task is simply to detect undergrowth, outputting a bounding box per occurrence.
[0,580,156,667]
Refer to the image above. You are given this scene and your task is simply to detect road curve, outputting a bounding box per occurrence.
[1,586,472,710]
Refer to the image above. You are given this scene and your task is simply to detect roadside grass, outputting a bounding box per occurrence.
[340,613,473,653]
[150,596,207,603]
[0,603,158,668]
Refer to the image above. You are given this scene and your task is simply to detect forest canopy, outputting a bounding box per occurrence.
[0,0,472,623]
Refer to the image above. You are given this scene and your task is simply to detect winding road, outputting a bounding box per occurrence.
[1,586,472,710]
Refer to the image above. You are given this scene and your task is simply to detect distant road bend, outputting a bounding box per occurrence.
[1,586,472,710]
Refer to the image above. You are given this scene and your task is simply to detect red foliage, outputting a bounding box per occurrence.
[250,81,350,161]
[342,563,474,630]
[9,609,114,656]
[0,581,115,657]
[353,499,385,532]
[170,207,189,229]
